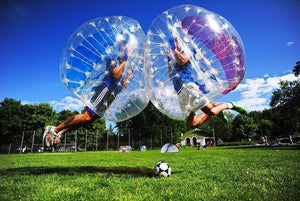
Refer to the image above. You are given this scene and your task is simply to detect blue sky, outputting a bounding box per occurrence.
[1,0,299,122]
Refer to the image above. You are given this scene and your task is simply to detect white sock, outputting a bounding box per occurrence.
[226,103,233,109]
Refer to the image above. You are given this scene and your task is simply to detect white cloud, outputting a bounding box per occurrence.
[21,96,84,112]
[235,73,299,111]
[21,100,40,105]
[49,96,84,112]
[286,41,294,47]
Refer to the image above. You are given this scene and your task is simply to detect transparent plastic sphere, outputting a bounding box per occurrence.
[145,5,246,120]
[60,16,148,122]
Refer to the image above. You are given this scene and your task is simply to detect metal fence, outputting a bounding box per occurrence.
[0,128,177,154]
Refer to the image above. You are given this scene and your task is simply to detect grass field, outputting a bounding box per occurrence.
[0,146,299,201]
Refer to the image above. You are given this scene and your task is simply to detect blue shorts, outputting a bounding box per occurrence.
[87,107,98,116]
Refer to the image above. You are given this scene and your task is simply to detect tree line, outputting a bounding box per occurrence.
[1,79,299,148]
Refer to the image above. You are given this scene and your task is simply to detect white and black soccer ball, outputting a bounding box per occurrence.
[153,161,171,177]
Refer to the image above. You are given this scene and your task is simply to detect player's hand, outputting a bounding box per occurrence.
[127,66,133,78]
[123,49,128,61]
[192,48,197,55]
[169,38,176,51]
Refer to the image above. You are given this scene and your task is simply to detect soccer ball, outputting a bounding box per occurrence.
[153,161,171,177]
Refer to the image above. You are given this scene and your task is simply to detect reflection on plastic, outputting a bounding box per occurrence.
[145,5,246,120]
[60,16,149,122]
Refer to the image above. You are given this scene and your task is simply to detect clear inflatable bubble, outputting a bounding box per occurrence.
[60,16,148,122]
[145,5,246,120]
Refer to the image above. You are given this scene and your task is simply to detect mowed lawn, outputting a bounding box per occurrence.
[0,146,299,201]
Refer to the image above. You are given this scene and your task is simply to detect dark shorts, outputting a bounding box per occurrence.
[86,107,97,117]
[89,83,120,117]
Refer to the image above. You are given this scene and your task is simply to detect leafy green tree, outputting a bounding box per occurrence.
[73,108,106,150]
[200,115,233,141]
[270,80,300,108]
[292,61,300,77]
[24,103,57,144]
[260,119,274,138]
[57,110,79,124]
[116,102,188,147]
[232,114,258,141]
[269,80,300,137]
[248,111,274,140]
[0,98,24,144]
[0,98,59,145]
[248,111,262,125]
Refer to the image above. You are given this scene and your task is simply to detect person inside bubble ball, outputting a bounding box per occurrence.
[43,42,133,148]
[168,37,247,128]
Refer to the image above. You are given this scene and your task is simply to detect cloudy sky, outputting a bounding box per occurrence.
[1,0,299,124]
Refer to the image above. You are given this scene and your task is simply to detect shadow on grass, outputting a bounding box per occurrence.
[221,144,300,150]
[1,166,154,177]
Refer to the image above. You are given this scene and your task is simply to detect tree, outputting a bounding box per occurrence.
[116,102,188,147]
[0,98,24,144]
[248,111,275,140]
[74,108,106,150]
[200,114,233,141]
[269,80,300,137]
[232,114,258,141]
[57,110,79,124]
[0,98,108,149]
[270,80,300,108]
[292,61,300,77]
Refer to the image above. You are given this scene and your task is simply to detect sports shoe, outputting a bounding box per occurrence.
[42,126,56,148]
[229,101,247,114]
[217,111,228,123]
[53,132,62,149]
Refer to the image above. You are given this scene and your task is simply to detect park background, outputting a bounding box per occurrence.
[0,0,299,152]
[0,1,299,200]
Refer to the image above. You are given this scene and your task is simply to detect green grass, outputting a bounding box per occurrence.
[0,146,299,201]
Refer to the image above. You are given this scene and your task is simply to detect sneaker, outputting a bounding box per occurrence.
[217,111,228,123]
[42,126,56,148]
[53,132,62,149]
[229,101,247,114]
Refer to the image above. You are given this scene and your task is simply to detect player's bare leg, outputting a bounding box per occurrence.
[51,110,98,147]
[186,112,210,128]
[54,110,97,133]
[202,102,229,116]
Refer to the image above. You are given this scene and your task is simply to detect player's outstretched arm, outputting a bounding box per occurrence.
[169,37,189,65]
[122,66,133,88]
[112,60,127,79]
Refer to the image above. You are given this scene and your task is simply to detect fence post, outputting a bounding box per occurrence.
[64,133,66,151]
[96,130,98,151]
[128,129,130,146]
[42,131,44,149]
[8,143,11,154]
[106,130,109,151]
[85,130,88,151]
[139,132,141,149]
[31,131,35,153]
[132,139,134,149]
[170,127,173,144]
[212,129,216,146]
[160,130,162,147]
[117,132,119,150]
[20,131,24,154]
[75,130,77,152]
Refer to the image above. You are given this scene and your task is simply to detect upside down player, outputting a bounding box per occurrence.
[43,42,133,148]
[168,37,247,128]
